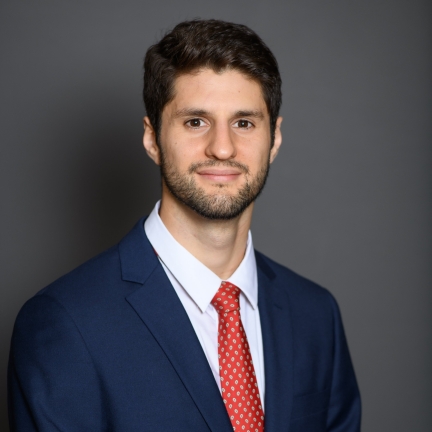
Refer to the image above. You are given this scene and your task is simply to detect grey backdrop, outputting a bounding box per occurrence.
[1,1,431,430]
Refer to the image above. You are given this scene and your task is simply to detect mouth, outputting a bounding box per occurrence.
[196,168,242,183]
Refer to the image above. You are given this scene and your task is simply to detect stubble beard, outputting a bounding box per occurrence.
[159,150,270,221]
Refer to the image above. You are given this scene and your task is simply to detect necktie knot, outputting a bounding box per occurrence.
[211,282,240,314]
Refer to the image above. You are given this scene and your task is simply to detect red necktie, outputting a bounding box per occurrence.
[211,282,264,432]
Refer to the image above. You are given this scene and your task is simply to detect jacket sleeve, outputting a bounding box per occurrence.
[8,294,104,432]
[326,294,361,431]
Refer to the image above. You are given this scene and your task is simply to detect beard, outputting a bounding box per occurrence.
[159,151,270,220]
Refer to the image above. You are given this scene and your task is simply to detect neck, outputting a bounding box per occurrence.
[158,190,253,280]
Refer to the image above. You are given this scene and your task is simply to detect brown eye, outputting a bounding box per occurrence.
[235,120,252,128]
[187,119,204,128]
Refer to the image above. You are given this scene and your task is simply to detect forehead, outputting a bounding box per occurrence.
[165,68,268,115]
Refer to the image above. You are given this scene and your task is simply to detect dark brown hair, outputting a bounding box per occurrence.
[143,19,282,144]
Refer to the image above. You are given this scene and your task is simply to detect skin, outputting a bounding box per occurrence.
[143,68,282,279]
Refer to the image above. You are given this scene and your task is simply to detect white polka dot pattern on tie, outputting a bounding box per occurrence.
[212,282,264,432]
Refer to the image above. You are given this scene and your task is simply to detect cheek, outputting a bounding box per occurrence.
[238,142,270,168]
[163,141,198,171]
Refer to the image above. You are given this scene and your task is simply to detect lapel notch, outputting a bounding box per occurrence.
[118,217,159,284]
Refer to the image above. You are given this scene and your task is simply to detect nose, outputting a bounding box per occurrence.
[205,123,237,160]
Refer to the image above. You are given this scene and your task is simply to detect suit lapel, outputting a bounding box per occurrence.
[118,219,294,431]
[119,219,232,432]
[256,252,294,432]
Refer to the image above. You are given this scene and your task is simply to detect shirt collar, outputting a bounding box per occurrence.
[144,201,258,313]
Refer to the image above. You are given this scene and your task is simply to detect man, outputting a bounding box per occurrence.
[8,19,361,431]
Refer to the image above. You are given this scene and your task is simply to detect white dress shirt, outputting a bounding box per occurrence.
[144,201,265,405]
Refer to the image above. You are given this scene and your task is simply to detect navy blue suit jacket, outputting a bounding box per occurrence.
[8,218,361,431]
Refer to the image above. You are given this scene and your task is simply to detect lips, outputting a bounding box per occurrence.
[196,169,242,182]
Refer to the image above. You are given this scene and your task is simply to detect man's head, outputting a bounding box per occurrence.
[142,20,282,220]
[143,19,282,145]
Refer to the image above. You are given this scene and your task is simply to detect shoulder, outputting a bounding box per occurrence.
[15,217,155,329]
[255,249,340,317]
[10,218,155,367]
[13,245,122,330]
[36,244,123,306]
[255,251,352,377]
[19,217,155,316]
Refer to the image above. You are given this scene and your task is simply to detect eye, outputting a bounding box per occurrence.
[234,119,253,129]
[186,118,205,128]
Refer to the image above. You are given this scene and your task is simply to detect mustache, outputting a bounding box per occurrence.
[188,160,250,175]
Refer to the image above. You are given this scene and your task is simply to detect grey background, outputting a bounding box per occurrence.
[1,0,431,430]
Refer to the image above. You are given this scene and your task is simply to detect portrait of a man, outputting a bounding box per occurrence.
[4,0,432,429]
[8,20,361,431]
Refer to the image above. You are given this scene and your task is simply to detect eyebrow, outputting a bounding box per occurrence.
[173,108,265,120]
[173,108,209,118]
[234,110,265,120]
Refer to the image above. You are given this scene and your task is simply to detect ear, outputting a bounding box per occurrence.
[143,116,161,165]
[269,116,283,164]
